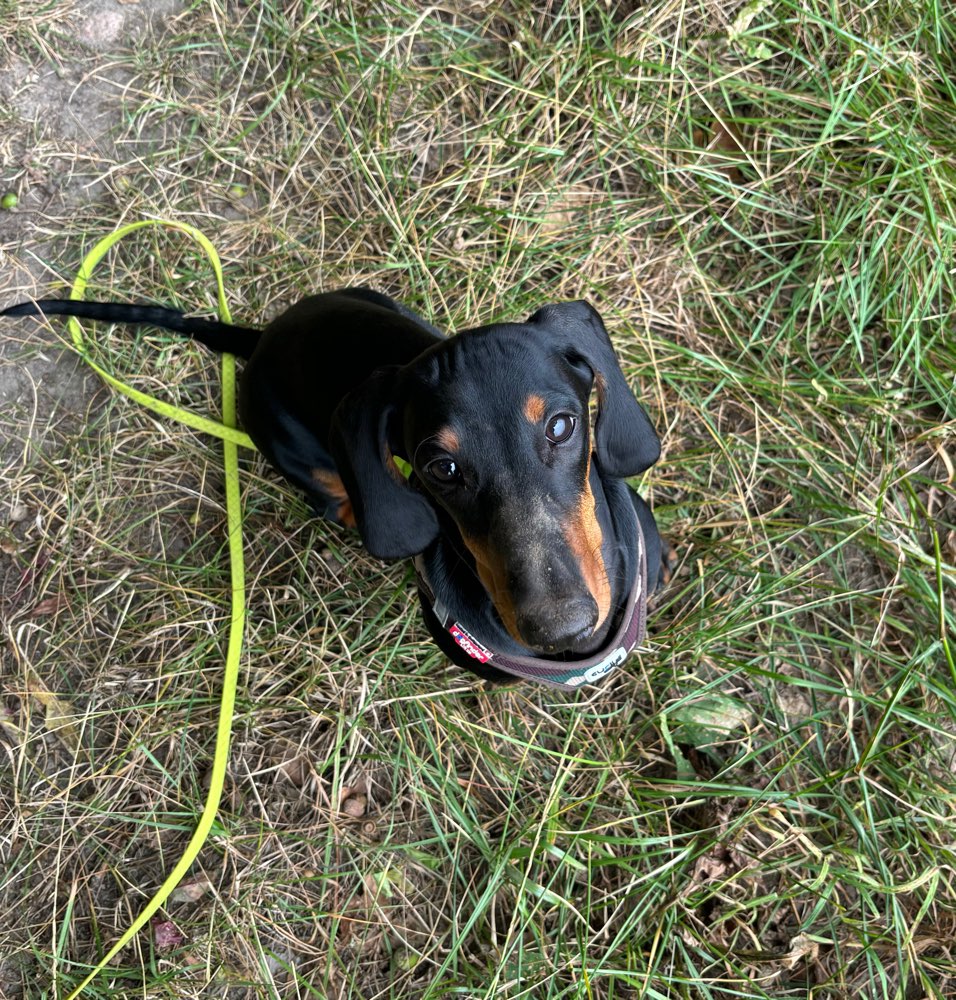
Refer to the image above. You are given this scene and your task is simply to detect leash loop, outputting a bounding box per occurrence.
[58,220,247,998]
[63,219,255,450]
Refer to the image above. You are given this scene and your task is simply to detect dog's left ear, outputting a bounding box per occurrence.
[328,369,439,560]
[528,301,660,477]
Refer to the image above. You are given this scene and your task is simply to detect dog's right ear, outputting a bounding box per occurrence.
[328,369,439,560]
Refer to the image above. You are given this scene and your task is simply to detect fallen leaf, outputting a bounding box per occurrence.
[24,663,83,753]
[538,184,596,236]
[783,932,819,969]
[365,864,413,901]
[169,879,212,904]
[31,595,67,617]
[691,840,736,885]
[669,694,754,747]
[728,0,773,59]
[0,704,24,740]
[943,529,956,563]
[278,754,308,787]
[692,119,748,183]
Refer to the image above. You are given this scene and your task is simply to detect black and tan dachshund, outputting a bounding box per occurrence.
[2,289,668,687]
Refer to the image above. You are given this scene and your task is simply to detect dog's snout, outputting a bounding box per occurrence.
[516,595,598,654]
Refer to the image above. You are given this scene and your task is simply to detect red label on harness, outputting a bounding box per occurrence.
[449,622,492,663]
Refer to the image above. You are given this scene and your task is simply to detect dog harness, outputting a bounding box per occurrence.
[414,512,648,690]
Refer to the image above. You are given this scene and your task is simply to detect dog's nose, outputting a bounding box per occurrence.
[516,596,598,654]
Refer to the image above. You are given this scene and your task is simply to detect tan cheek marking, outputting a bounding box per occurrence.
[312,469,357,528]
[435,426,460,452]
[459,533,524,645]
[563,458,611,630]
[524,394,546,424]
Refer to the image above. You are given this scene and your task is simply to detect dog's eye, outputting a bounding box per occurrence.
[546,413,576,444]
[425,458,462,484]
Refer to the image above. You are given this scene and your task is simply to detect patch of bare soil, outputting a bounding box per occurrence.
[1,3,188,994]
[0,0,181,458]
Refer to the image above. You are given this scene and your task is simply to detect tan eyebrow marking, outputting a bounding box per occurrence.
[524,394,546,424]
[435,426,460,452]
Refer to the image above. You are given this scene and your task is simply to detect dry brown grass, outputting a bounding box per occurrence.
[1,1,954,997]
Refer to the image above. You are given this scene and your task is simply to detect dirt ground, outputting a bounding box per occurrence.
[2,2,953,997]
[0,0,183,442]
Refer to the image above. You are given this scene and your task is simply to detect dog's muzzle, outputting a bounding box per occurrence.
[414,510,647,689]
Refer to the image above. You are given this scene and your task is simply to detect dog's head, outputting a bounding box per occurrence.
[329,301,660,655]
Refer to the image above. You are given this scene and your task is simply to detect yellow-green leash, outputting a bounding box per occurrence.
[57,220,252,998]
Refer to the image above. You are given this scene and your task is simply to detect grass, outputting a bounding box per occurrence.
[0,0,954,997]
